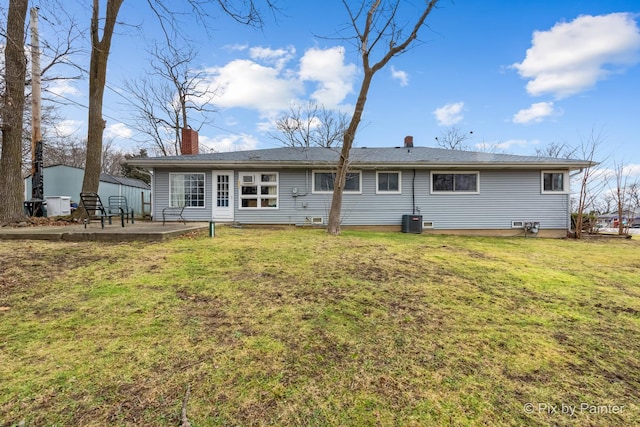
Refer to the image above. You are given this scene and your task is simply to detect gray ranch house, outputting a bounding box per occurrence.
[126,137,593,237]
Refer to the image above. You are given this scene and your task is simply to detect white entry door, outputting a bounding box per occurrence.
[212,171,234,221]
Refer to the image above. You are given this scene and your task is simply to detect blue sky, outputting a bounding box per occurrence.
[38,0,640,175]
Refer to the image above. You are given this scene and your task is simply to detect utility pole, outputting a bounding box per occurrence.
[29,6,45,216]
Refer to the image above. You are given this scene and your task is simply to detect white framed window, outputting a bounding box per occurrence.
[312,170,361,194]
[169,173,205,207]
[239,172,278,209]
[430,171,479,194]
[376,171,401,194]
[541,171,569,194]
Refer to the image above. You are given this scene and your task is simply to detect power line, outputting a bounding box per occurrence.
[48,80,249,140]
[46,91,123,124]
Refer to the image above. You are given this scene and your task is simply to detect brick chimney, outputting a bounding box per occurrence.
[181,127,199,155]
[404,135,414,148]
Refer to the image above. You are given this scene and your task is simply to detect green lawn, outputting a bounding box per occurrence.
[1,228,639,426]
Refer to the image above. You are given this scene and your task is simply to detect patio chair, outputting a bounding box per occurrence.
[108,195,135,224]
[80,192,124,229]
[162,205,186,225]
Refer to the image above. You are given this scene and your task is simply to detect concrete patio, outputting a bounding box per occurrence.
[0,221,210,242]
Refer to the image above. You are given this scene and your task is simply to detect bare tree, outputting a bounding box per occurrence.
[124,43,217,156]
[629,183,640,228]
[81,0,278,196]
[573,130,605,238]
[269,101,349,148]
[34,2,84,104]
[535,142,578,159]
[0,0,28,223]
[80,0,124,199]
[595,192,614,216]
[44,136,86,169]
[43,135,125,176]
[123,77,175,156]
[435,126,473,150]
[608,162,638,235]
[327,0,440,235]
[101,138,125,175]
[473,140,506,154]
[1,2,83,176]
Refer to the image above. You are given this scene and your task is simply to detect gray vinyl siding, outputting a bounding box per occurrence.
[236,170,304,224]
[235,170,419,225]
[154,169,213,222]
[152,168,572,230]
[418,170,570,229]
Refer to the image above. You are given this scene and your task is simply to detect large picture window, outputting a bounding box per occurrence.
[431,171,479,194]
[376,171,401,194]
[169,173,205,207]
[239,172,278,208]
[313,171,361,193]
[542,171,568,193]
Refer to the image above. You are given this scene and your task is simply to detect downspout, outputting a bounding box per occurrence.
[412,169,416,215]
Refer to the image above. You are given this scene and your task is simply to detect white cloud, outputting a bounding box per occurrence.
[52,119,83,137]
[390,66,409,86]
[626,163,640,177]
[599,163,640,179]
[200,45,356,118]
[473,139,538,153]
[206,59,303,114]
[497,139,533,150]
[512,13,640,98]
[249,46,296,69]
[199,134,259,152]
[224,43,249,52]
[249,46,296,62]
[46,80,81,98]
[512,102,557,124]
[255,119,275,133]
[105,122,133,139]
[433,102,464,126]
[299,46,357,108]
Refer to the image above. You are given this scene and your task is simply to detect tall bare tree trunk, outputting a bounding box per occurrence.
[326,0,439,235]
[617,196,625,235]
[81,0,124,195]
[327,73,373,234]
[0,0,28,223]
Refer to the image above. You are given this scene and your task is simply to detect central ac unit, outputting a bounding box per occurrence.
[402,214,423,234]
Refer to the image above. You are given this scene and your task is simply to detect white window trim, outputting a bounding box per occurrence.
[312,170,362,194]
[168,172,206,208]
[541,170,569,194]
[238,171,279,209]
[376,171,402,194]
[430,171,480,194]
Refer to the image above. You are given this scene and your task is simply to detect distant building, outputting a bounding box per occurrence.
[597,210,640,228]
[24,165,151,217]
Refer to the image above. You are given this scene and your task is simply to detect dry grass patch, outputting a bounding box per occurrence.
[1,229,639,426]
